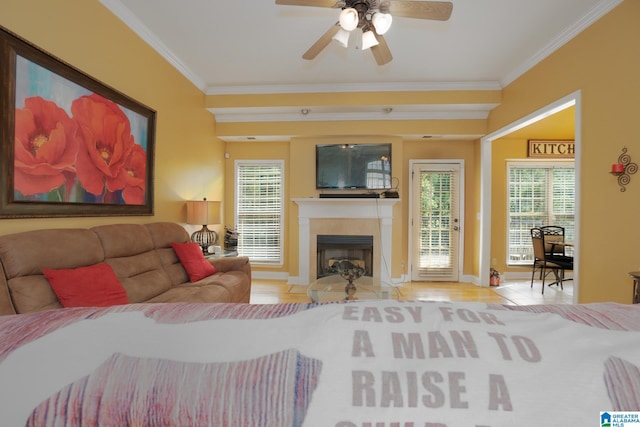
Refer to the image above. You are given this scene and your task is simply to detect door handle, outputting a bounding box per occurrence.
[453,226,459,231]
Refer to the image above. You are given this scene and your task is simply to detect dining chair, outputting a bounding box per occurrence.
[540,225,566,256]
[530,227,571,294]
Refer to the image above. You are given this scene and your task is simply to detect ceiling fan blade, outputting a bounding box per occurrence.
[303,24,340,60]
[275,0,342,8]
[370,34,393,65]
[386,1,453,21]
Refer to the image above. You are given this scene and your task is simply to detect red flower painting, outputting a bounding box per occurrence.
[12,93,147,206]
[3,46,154,218]
[13,97,80,196]
[121,143,147,205]
[72,94,146,204]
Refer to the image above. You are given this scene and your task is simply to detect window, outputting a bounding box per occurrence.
[507,162,575,265]
[235,160,284,265]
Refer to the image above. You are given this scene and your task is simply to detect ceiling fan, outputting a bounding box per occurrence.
[275,0,453,65]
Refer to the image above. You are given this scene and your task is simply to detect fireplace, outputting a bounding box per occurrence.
[292,198,399,285]
[317,235,374,278]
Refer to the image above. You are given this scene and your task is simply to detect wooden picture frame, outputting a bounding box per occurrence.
[0,26,155,218]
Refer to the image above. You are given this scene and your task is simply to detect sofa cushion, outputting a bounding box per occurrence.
[0,228,105,314]
[171,242,218,282]
[145,222,192,286]
[43,263,129,308]
[92,224,173,303]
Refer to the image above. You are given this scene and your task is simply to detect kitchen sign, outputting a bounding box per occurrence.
[527,140,575,158]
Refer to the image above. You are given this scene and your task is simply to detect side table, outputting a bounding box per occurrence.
[629,271,640,304]
[205,250,238,260]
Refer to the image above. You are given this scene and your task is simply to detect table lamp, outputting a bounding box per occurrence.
[186,198,221,254]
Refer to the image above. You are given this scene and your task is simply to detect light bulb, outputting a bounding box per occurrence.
[372,12,392,35]
[339,8,359,31]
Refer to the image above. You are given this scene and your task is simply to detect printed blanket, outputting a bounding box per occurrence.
[0,300,639,426]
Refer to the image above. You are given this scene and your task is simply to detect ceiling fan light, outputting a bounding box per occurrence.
[332,28,350,48]
[339,8,359,31]
[372,12,392,35]
[361,30,379,50]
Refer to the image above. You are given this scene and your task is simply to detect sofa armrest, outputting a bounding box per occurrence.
[209,256,251,282]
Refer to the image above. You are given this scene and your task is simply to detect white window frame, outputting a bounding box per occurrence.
[234,160,284,266]
[506,160,575,266]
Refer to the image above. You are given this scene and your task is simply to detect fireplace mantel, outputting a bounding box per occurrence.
[291,198,399,285]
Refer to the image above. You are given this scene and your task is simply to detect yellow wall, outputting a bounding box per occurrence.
[491,107,575,275]
[224,140,291,273]
[226,136,478,281]
[403,140,478,277]
[488,0,640,303]
[4,0,637,303]
[0,0,224,237]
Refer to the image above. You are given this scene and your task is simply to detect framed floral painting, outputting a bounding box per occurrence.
[0,26,155,218]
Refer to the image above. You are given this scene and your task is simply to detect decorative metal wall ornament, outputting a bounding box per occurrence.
[611,147,638,192]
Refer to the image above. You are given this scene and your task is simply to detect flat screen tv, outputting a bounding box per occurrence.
[316,143,392,190]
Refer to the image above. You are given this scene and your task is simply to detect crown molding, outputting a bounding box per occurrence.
[99,0,206,91]
[501,0,623,87]
[102,0,620,97]
[206,81,502,96]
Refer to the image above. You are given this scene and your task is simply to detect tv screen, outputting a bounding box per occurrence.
[316,143,392,190]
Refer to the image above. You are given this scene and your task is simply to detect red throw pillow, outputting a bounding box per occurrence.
[43,263,129,308]
[171,242,218,282]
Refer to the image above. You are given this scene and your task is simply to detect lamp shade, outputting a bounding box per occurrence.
[372,12,392,35]
[332,28,351,48]
[361,30,379,50]
[186,200,221,225]
[339,8,359,31]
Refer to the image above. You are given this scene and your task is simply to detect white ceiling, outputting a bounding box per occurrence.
[99,0,619,140]
[101,0,618,92]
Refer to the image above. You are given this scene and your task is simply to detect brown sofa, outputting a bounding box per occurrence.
[0,222,251,316]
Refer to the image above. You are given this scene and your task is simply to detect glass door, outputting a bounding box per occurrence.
[410,162,461,281]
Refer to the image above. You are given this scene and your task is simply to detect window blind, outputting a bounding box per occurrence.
[417,169,458,279]
[235,161,284,265]
[507,162,575,265]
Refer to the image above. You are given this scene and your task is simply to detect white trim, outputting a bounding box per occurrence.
[101,0,618,101]
[234,159,286,266]
[208,106,497,123]
[501,0,623,87]
[206,81,502,96]
[98,0,206,91]
[291,198,399,285]
[407,160,465,283]
[480,91,581,302]
[220,134,486,143]
[505,160,576,267]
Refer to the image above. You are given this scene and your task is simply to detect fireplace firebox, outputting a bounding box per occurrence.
[317,235,373,279]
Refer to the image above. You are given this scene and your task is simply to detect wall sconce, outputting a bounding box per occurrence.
[610,147,638,192]
[186,198,221,253]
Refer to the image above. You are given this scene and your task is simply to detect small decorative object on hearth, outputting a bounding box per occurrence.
[330,259,366,300]
[186,198,221,254]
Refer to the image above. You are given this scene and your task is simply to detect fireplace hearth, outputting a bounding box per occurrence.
[292,198,399,285]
